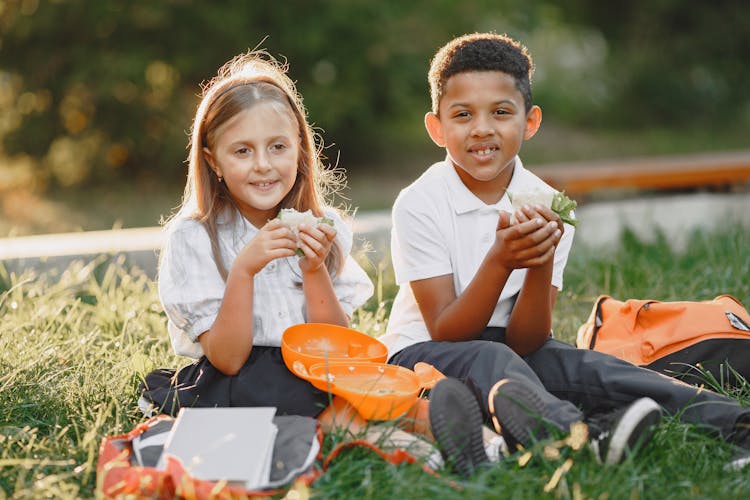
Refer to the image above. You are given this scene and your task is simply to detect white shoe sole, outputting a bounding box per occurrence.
[594,397,661,465]
[724,451,750,472]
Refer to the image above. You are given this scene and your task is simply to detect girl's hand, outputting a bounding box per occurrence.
[233,219,297,277]
[297,222,337,274]
[492,209,561,269]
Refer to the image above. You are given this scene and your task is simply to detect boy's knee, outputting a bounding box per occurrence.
[473,341,516,365]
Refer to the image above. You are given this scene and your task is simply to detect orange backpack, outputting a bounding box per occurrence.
[576,294,750,387]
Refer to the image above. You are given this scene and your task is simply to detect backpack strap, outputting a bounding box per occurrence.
[576,295,611,350]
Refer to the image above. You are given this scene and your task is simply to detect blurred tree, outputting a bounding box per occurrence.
[0,0,538,189]
[1,0,198,190]
[558,0,750,128]
[0,0,747,194]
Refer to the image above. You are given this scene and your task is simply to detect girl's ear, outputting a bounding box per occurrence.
[523,105,542,140]
[424,112,446,148]
[202,147,221,177]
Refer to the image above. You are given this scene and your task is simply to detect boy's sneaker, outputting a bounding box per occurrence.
[429,377,489,477]
[482,425,508,462]
[725,416,750,472]
[365,424,444,471]
[488,378,556,450]
[490,379,661,465]
[725,449,750,472]
[587,397,661,465]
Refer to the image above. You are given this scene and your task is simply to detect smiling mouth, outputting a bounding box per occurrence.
[252,180,277,189]
[469,146,498,158]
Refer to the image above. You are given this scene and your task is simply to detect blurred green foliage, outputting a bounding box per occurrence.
[559,0,750,127]
[0,0,748,193]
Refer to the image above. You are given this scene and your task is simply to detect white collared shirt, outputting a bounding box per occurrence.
[158,208,374,358]
[380,156,575,358]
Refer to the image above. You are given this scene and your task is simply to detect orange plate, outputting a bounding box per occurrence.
[294,361,421,420]
[413,361,446,390]
[281,323,388,374]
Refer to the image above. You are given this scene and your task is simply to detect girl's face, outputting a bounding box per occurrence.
[204,101,300,227]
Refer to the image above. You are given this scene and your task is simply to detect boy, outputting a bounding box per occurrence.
[379,32,750,471]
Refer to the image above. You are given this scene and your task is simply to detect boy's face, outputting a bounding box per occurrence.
[425,70,541,203]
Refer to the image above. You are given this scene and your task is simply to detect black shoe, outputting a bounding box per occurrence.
[429,378,489,477]
[488,378,553,450]
[588,397,661,465]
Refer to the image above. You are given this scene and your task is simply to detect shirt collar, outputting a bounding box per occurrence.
[443,155,527,215]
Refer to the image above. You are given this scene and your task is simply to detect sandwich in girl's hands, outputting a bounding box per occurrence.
[508,190,578,226]
[278,208,334,256]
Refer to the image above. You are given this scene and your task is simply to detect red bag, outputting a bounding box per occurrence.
[97,416,442,499]
[96,415,321,499]
[96,415,177,499]
[576,294,750,386]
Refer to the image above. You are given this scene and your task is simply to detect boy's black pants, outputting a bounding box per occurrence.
[389,330,748,439]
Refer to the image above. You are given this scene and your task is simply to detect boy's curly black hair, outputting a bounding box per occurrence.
[428,32,534,114]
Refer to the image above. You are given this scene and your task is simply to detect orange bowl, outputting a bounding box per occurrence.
[281,323,388,374]
[299,361,421,420]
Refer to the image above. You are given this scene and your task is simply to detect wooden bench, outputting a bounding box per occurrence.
[532,150,750,200]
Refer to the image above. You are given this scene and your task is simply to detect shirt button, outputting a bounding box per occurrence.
[278,311,286,318]
[268,262,276,271]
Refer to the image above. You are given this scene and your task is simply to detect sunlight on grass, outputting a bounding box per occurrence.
[2,226,750,498]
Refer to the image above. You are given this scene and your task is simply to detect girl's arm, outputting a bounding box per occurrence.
[298,223,349,326]
[199,219,297,375]
[200,270,256,375]
[411,210,559,344]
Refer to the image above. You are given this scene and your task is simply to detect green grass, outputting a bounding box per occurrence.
[2,226,750,498]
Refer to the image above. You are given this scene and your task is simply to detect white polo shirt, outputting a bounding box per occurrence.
[380,156,575,359]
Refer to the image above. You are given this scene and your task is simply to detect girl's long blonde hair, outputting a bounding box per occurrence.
[173,50,343,280]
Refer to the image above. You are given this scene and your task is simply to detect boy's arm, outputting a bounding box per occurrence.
[410,211,559,344]
[410,266,510,343]
[505,205,566,354]
[505,262,558,354]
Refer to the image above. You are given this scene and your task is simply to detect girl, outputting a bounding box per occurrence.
[140,50,374,424]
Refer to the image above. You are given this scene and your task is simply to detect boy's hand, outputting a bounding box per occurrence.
[514,204,564,235]
[297,222,337,274]
[233,219,297,277]
[493,209,561,269]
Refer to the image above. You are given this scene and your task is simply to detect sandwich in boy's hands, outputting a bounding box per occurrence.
[494,209,561,270]
[508,190,578,226]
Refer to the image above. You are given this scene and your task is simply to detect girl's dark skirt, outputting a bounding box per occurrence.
[140,346,331,418]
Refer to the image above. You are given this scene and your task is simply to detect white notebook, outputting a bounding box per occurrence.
[158,407,278,489]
